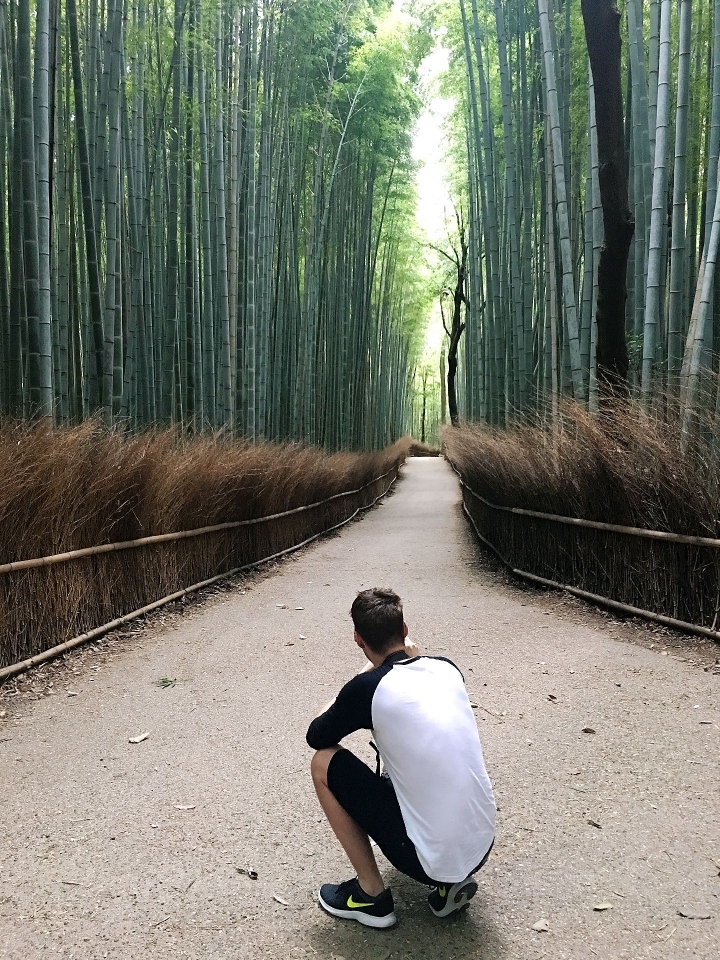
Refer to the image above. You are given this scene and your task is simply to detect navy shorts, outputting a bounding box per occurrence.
[326,747,493,885]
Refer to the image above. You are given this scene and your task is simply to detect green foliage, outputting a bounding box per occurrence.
[0,0,437,447]
[344,14,422,159]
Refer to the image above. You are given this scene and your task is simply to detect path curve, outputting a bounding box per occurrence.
[1,458,718,960]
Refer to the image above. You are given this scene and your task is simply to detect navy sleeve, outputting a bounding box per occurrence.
[306,672,376,750]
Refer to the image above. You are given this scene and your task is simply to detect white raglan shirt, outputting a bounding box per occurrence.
[307,652,496,884]
[371,657,495,883]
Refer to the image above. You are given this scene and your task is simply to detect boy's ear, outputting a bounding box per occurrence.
[354,630,365,648]
[403,622,408,639]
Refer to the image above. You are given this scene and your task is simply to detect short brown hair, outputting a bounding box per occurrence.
[350,588,404,654]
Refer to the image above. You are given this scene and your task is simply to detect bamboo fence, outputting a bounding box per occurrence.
[449,460,720,643]
[0,466,400,677]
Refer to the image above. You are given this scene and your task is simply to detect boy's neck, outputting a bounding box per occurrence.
[366,642,407,669]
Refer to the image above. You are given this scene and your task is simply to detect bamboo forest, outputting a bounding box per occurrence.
[0,0,430,448]
[3,5,720,954]
[1,0,720,442]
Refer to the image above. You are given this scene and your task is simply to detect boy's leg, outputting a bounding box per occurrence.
[310,747,385,896]
[312,746,434,885]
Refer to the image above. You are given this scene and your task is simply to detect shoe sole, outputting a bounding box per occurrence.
[429,879,479,918]
[318,892,397,928]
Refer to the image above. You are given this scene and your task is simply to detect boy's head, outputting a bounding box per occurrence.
[350,588,406,655]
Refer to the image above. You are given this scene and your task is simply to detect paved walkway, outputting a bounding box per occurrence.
[1,458,718,960]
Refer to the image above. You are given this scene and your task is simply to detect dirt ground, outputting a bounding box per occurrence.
[1,457,718,960]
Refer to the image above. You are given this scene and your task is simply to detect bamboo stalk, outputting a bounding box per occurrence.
[641,0,672,399]
[538,0,585,402]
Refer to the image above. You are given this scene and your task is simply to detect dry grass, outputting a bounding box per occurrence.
[0,423,410,669]
[444,401,720,632]
[408,440,441,457]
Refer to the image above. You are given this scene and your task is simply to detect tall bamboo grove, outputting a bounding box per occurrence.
[442,0,720,427]
[0,0,429,449]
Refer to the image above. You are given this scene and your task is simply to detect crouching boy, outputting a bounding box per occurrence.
[307,588,496,928]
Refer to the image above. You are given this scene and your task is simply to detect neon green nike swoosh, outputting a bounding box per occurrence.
[438,887,447,898]
[347,895,374,908]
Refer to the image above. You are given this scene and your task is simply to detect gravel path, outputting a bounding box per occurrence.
[1,457,718,960]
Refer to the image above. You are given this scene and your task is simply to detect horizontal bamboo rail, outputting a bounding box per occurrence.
[0,465,397,575]
[460,501,720,644]
[446,459,720,641]
[459,475,720,548]
[0,468,398,683]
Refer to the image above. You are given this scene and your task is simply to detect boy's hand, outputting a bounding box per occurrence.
[404,639,420,658]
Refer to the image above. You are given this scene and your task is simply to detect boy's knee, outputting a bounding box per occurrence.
[311,746,339,784]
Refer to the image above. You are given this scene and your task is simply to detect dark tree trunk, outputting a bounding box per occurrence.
[581,0,635,398]
[447,322,464,425]
[440,347,447,423]
[446,236,467,427]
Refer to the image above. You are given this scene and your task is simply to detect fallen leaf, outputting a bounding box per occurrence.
[67,691,79,697]
[532,919,549,932]
[587,819,602,829]
[285,642,295,646]
[129,732,149,744]
[677,909,711,920]
[295,606,304,610]
[582,727,596,735]
[173,804,196,811]
[299,634,307,640]
[276,604,287,609]
[470,702,479,709]
[547,694,557,702]
[236,867,258,880]
[699,720,713,725]
[593,903,613,911]
[273,895,289,906]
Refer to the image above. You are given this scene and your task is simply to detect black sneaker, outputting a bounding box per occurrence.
[428,877,478,917]
[318,877,396,928]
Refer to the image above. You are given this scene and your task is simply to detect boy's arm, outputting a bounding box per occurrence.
[312,697,336,718]
[306,672,374,749]
[312,658,378,718]
[307,642,420,747]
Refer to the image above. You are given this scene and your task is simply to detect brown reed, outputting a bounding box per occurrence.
[0,422,410,669]
[408,440,442,457]
[444,399,720,634]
